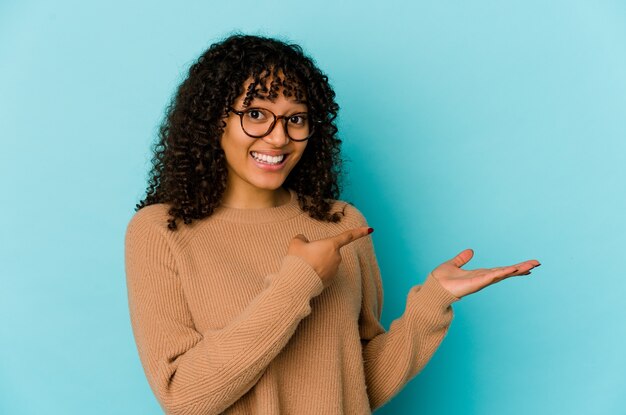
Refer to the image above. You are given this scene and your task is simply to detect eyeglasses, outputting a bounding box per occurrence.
[228,107,317,142]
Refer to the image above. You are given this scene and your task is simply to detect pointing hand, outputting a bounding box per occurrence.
[288,227,374,289]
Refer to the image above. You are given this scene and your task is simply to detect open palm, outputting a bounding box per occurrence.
[429,248,541,299]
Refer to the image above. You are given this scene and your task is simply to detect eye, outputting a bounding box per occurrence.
[245,108,268,122]
[288,114,308,126]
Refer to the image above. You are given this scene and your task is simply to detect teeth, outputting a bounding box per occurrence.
[251,152,285,165]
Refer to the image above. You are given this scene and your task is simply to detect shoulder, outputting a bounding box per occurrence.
[327,198,370,229]
[124,203,182,248]
[324,198,374,255]
[125,203,207,253]
[126,203,173,233]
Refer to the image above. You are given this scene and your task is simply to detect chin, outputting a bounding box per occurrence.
[248,177,287,191]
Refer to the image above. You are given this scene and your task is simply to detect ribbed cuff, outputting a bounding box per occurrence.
[424,273,461,304]
[405,274,459,328]
[274,255,325,300]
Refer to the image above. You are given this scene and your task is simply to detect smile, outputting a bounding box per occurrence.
[250,151,288,166]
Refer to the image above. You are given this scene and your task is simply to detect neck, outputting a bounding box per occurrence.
[220,186,291,209]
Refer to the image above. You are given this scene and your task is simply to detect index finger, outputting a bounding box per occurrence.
[332,226,373,248]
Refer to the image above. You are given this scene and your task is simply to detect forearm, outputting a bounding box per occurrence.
[363,276,458,410]
[128,254,324,415]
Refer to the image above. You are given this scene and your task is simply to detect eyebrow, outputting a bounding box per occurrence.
[245,99,309,109]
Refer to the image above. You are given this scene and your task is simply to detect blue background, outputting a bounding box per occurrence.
[2,1,625,414]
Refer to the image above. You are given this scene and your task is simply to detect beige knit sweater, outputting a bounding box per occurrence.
[124,188,459,414]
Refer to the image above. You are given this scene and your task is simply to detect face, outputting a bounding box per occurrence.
[219,81,309,198]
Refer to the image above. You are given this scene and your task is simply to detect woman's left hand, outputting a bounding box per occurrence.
[429,248,541,299]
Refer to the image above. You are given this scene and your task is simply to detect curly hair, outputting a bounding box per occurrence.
[135,33,348,230]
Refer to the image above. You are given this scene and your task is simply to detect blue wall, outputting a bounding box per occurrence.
[2,1,625,413]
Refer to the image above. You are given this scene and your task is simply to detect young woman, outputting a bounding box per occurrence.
[124,34,540,414]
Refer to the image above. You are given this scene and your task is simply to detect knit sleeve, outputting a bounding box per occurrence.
[349,207,460,411]
[124,211,324,415]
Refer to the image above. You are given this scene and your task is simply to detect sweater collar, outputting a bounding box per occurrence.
[210,188,304,224]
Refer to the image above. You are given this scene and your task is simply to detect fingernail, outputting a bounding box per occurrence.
[367,227,374,234]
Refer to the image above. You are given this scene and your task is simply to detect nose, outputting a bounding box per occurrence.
[261,119,290,147]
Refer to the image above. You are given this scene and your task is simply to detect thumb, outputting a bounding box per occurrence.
[449,248,474,268]
[292,233,309,243]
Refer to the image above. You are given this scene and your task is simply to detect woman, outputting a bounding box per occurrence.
[124,34,540,414]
